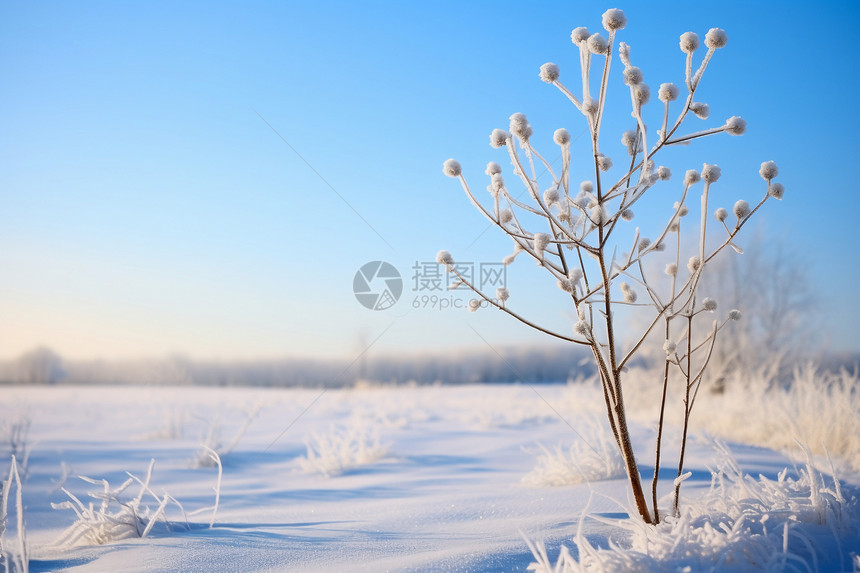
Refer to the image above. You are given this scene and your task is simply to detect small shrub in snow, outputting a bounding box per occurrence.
[440,7,782,523]
[1,456,28,573]
[297,422,390,478]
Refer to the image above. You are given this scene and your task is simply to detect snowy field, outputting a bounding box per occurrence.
[1,376,858,572]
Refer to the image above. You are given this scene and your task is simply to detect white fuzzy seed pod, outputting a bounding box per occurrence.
[725,116,747,135]
[621,209,634,221]
[715,207,728,222]
[690,102,710,119]
[687,256,701,274]
[702,297,717,311]
[467,299,481,313]
[663,340,677,354]
[502,254,516,266]
[597,154,613,171]
[679,32,699,53]
[623,66,643,86]
[485,161,502,176]
[582,97,599,116]
[543,186,559,205]
[571,27,590,45]
[490,129,510,148]
[705,28,728,49]
[633,84,650,106]
[580,181,594,193]
[533,233,550,253]
[491,173,505,192]
[496,287,510,302]
[499,209,513,223]
[728,309,742,321]
[674,201,689,217]
[442,159,461,177]
[733,199,750,219]
[620,282,637,303]
[638,237,651,251]
[759,160,778,180]
[590,206,608,225]
[684,169,701,186]
[568,268,583,283]
[702,163,721,183]
[539,62,560,83]
[436,250,454,267]
[557,278,574,293]
[665,263,678,276]
[658,166,672,181]
[658,82,679,102]
[768,182,785,200]
[601,8,627,31]
[509,113,532,141]
[553,128,571,145]
[587,33,609,55]
[574,320,590,336]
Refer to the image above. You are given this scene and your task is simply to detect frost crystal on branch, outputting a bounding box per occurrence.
[601,8,627,31]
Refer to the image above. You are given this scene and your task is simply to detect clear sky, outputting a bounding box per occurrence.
[1,1,858,361]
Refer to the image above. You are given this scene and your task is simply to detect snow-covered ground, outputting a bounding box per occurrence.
[1,379,858,572]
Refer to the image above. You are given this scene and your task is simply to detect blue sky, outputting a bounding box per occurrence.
[1,1,858,361]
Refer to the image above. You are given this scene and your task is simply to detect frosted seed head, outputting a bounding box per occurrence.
[705,28,728,49]
[715,207,728,222]
[687,255,701,274]
[568,268,583,282]
[702,163,722,183]
[499,209,513,223]
[733,199,750,219]
[509,113,532,141]
[674,201,689,217]
[602,8,627,31]
[543,186,560,205]
[587,33,609,55]
[725,116,747,135]
[490,129,510,148]
[590,205,608,225]
[580,181,594,193]
[571,27,591,45]
[670,221,680,232]
[654,242,666,251]
[533,233,551,252]
[665,263,678,276]
[679,32,699,53]
[702,297,717,311]
[467,299,481,313]
[684,169,701,185]
[496,287,510,302]
[728,309,742,321]
[597,154,613,171]
[574,320,590,336]
[491,173,505,192]
[623,66,643,86]
[621,129,638,147]
[663,340,677,354]
[690,102,710,119]
[658,166,672,181]
[553,128,571,145]
[658,82,679,102]
[485,161,502,176]
[502,254,516,266]
[759,160,778,180]
[638,237,651,251]
[583,96,599,116]
[442,159,462,177]
[539,62,560,83]
[620,282,637,303]
[633,84,650,105]
[557,278,574,293]
[436,250,454,267]
[621,209,634,221]
[768,182,785,200]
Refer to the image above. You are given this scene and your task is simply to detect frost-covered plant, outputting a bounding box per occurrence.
[297,422,390,477]
[441,9,782,523]
[192,403,260,468]
[526,440,858,572]
[51,460,199,546]
[522,418,624,487]
[1,457,28,573]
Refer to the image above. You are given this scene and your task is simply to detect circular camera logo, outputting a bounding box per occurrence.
[353,261,402,311]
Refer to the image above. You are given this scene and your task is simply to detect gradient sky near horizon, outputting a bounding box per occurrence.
[1,1,858,361]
